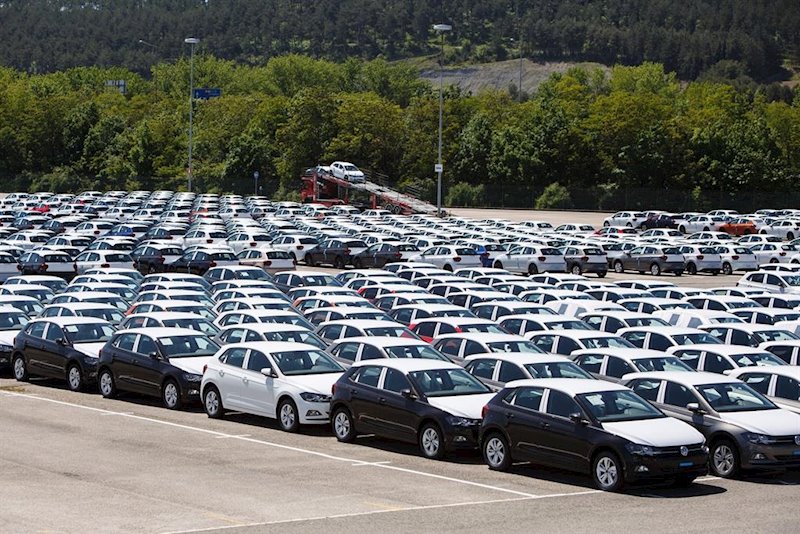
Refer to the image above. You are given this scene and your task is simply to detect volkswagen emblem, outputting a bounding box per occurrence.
[795,435,800,446]
[680,446,689,457]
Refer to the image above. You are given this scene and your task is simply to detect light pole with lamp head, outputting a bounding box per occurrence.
[185,37,200,192]
[433,23,451,218]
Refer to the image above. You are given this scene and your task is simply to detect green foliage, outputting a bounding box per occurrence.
[535,183,572,210]
[445,182,485,207]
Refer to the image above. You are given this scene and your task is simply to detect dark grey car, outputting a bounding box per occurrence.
[612,245,685,276]
[562,246,608,277]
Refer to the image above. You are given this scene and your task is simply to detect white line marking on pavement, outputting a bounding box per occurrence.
[2,391,540,498]
[162,490,601,534]
[101,411,134,416]
[213,434,251,439]
[350,461,391,466]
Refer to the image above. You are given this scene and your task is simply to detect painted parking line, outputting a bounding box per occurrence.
[163,490,602,534]
[2,391,541,498]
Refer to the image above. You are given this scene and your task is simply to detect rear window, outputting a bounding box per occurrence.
[105,254,132,262]
[455,248,477,255]
[299,238,318,245]
[662,247,681,255]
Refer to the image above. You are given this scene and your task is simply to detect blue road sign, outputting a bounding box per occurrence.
[193,88,221,100]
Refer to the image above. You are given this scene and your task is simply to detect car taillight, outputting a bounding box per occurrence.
[297,245,304,250]
[264,260,272,266]
[454,257,461,262]
[250,242,256,247]
[481,404,489,418]
[41,263,48,271]
[408,323,417,331]
[73,263,77,270]
[101,263,110,268]
[331,383,337,395]
[94,230,100,234]
[394,253,402,258]
[697,255,704,260]
[15,264,20,271]
[158,256,165,263]
[206,239,213,243]
[454,326,463,333]
[780,252,786,256]
[660,255,667,260]
[344,249,351,255]
[581,256,589,261]
[732,255,739,260]
[538,256,546,261]
[202,364,207,374]
[209,261,217,267]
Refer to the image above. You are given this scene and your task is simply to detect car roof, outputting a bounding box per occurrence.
[729,366,800,380]
[572,348,675,360]
[30,316,109,325]
[350,357,460,372]
[222,341,320,353]
[330,336,429,347]
[115,327,207,337]
[464,352,571,364]
[623,371,740,386]
[505,377,628,394]
[668,343,775,355]
[434,332,528,342]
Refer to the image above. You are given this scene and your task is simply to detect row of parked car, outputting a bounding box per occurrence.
[3,189,800,493]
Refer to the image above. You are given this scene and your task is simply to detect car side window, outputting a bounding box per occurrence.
[463,340,484,356]
[244,330,262,342]
[467,359,497,379]
[630,379,661,402]
[26,322,46,338]
[334,343,360,362]
[555,337,580,355]
[221,347,247,368]
[415,322,436,337]
[498,362,527,383]
[704,352,733,373]
[44,324,63,341]
[766,345,794,364]
[392,309,412,324]
[513,387,545,411]
[437,339,462,356]
[674,349,701,370]
[664,382,697,408]
[740,373,772,395]
[649,334,672,352]
[383,368,411,393]
[545,390,581,418]
[776,376,800,400]
[246,351,270,372]
[605,356,633,378]
[360,344,382,360]
[319,324,343,340]
[114,333,137,351]
[353,366,382,387]
[530,335,554,352]
[575,354,603,373]
[136,336,158,356]
[221,329,243,343]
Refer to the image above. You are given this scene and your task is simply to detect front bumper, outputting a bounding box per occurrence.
[444,423,481,450]
[740,442,800,469]
[623,450,709,482]
[298,400,332,425]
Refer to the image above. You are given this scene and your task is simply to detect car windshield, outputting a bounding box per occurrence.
[384,345,450,361]
[696,383,776,412]
[235,269,271,280]
[627,318,669,327]
[461,323,506,334]
[582,337,634,349]
[158,335,219,358]
[163,318,218,335]
[409,368,490,397]
[172,306,216,320]
[674,333,722,345]
[783,276,800,287]
[271,350,343,375]
[364,326,419,338]
[487,341,544,353]
[263,331,326,350]
[578,390,665,423]
[80,309,124,323]
[754,330,799,342]
[732,352,784,367]
[302,275,340,286]
[63,323,115,343]
[0,311,28,329]
[633,357,694,372]
[524,361,592,379]
[545,320,593,330]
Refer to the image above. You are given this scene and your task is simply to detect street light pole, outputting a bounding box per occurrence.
[185,37,200,193]
[433,23,451,218]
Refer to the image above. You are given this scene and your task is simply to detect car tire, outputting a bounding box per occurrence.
[673,474,697,488]
[306,255,317,267]
[419,423,446,460]
[788,232,795,241]
[722,262,733,275]
[597,271,607,278]
[686,263,697,275]
[483,432,512,471]
[710,439,740,478]
[650,263,661,276]
[162,379,182,410]
[443,264,453,272]
[278,398,300,432]
[334,256,346,269]
[603,221,610,227]
[613,261,624,273]
[770,258,779,264]
[66,363,84,392]
[98,368,116,398]
[332,407,356,443]
[12,354,28,382]
[203,386,224,419]
[570,264,582,275]
[679,226,686,233]
[353,258,363,269]
[674,270,683,276]
[527,264,538,275]
[592,451,624,491]
[493,261,503,269]
[711,270,719,276]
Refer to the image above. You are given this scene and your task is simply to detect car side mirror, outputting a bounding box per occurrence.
[400,388,417,400]
[260,367,275,378]
[569,412,589,425]
[686,402,705,415]
[149,351,160,360]
[56,337,68,346]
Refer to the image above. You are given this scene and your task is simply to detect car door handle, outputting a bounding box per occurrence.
[218,369,225,377]
[539,422,550,429]
[350,388,358,396]
[505,412,514,419]
[379,397,387,404]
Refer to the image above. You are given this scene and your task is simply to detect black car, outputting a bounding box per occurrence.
[641,214,677,230]
[480,378,708,490]
[97,327,221,409]
[12,317,116,392]
[17,251,76,279]
[131,244,184,274]
[330,359,495,459]
[352,243,414,268]
[167,250,237,275]
[306,239,366,268]
[0,307,28,370]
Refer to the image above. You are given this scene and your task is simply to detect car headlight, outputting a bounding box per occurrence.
[0,343,13,352]
[745,433,774,445]
[625,443,656,456]
[300,392,331,402]
[446,416,480,427]
[182,373,202,383]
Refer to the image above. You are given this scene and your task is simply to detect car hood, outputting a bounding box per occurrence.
[603,417,704,447]
[720,409,800,435]
[0,329,19,347]
[73,342,107,359]
[167,355,216,375]
[427,393,495,419]
[281,372,343,394]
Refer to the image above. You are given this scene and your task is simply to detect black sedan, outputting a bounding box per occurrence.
[306,239,367,268]
[17,251,76,279]
[330,359,494,459]
[480,378,708,490]
[352,243,413,268]
[167,250,238,275]
[131,244,184,274]
[12,317,116,392]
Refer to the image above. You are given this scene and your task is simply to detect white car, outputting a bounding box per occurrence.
[749,243,798,264]
[714,244,759,274]
[74,250,134,274]
[409,245,483,271]
[678,215,726,234]
[200,342,344,431]
[236,248,295,273]
[602,211,647,228]
[737,271,800,294]
[676,245,723,275]
[492,245,565,275]
[330,161,366,183]
[270,234,319,263]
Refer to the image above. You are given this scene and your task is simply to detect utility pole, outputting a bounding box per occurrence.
[433,23,452,217]
[185,37,200,192]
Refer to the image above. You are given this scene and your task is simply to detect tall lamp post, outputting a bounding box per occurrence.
[433,23,451,218]
[185,37,200,192]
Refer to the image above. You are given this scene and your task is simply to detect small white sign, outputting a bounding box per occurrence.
[434,164,443,173]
